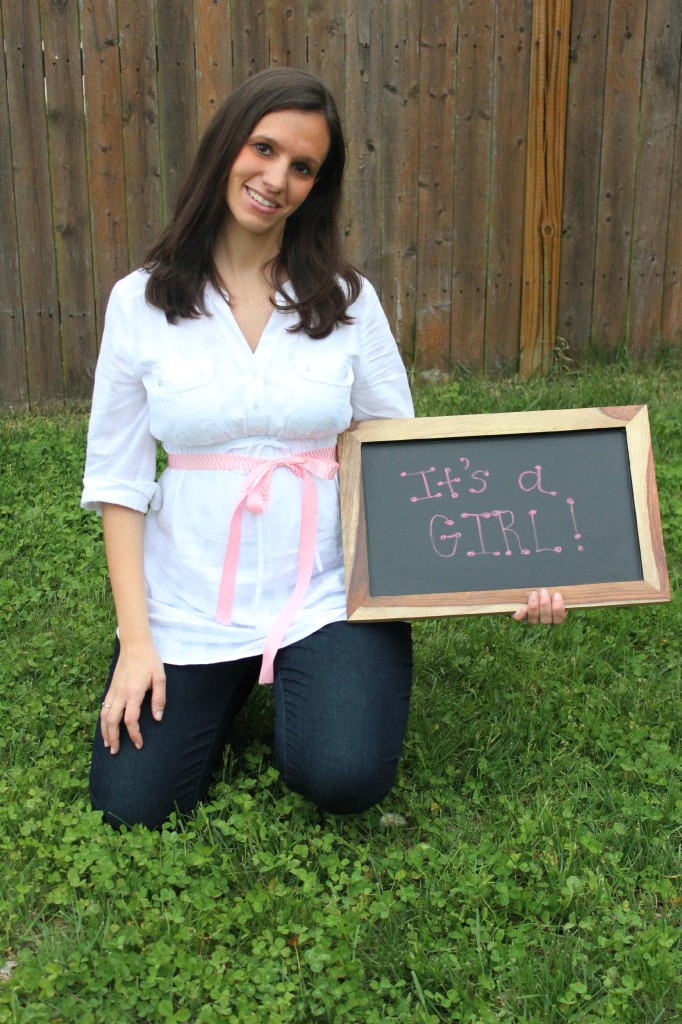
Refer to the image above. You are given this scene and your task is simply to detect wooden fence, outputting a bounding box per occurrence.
[0,0,680,408]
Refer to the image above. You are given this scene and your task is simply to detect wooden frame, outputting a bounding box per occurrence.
[338,406,669,621]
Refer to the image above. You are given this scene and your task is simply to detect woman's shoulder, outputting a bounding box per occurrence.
[344,273,381,313]
[109,267,151,305]
[345,276,393,334]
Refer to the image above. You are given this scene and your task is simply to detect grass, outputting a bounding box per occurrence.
[0,358,680,1023]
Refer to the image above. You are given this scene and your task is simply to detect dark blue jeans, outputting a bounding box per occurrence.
[90,621,413,829]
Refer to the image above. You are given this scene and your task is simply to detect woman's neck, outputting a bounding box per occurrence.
[213,216,283,288]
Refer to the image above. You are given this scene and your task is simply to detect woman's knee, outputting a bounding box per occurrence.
[89,732,198,830]
[89,768,181,830]
[280,758,398,815]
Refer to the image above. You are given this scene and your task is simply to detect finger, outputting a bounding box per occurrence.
[511,606,528,622]
[526,589,540,623]
[101,701,124,754]
[124,706,144,751]
[100,700,112,749]
[151,669,167,722]
[100,696,117,748]
[552,591,567,624]
[539,588,553,624]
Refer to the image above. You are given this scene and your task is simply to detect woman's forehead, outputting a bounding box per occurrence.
[249,109,330,160]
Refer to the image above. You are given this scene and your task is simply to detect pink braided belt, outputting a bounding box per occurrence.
[166,446,339,685]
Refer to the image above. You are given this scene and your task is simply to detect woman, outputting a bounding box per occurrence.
[82,68,564,830]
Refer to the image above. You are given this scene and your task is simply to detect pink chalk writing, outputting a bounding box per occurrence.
[518,465,558,496]
[400,467,442,502]
[401,457,489,501]
[567,497,584,551]
[401,459,587,560]
[529,509,562,553]
[469,469,489,494]
[460,512,502,557]
[429,516,462,557]
[436,467,461,499]
[490,510,532,556]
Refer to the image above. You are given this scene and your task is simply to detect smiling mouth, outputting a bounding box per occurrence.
[246,186,278,209]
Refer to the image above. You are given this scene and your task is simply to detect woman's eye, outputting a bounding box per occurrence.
[294,163,312,176]
[254,142,271,155]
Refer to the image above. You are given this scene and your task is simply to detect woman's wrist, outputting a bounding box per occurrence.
[117,629,156,651]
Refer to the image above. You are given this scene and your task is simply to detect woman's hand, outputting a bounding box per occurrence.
[100,504,165,754]
[100,639,166,754]
[511,588,566,625]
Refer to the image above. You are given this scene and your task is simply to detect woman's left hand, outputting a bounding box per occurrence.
[511,588,566,625]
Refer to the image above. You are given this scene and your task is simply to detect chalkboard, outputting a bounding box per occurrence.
[338,406,669,621]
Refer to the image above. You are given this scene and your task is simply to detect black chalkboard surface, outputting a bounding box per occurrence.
[338,407,669,620]
[362,429,640,596]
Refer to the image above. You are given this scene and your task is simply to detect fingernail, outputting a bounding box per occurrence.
[135,742,142,751]
[154,710,163,721]
[103,741,109,749]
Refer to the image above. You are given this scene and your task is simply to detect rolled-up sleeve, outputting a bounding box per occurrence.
[350,281,414,420]
[81,281,160,515]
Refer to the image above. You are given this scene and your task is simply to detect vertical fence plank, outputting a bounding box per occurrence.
[157,3,198,223]
[592,1,646,354]
[307,0,347,237]
[380,0,420,364]
[194,1,234,136]
[557,0,609,357]
[485,0,532,373]
[0,1,28,407]
[519,0,572,376]
[628,3,682,352]
[414,1,457,373]
[41,0,97,400]
[267,0,308,68]
[662,41,682,348]
[230,1,269,84]
[3,0,63,406]
[345,2,383,279]
[81,0,128,346]
[450,0,495,372]
[307,1,347,111]
[118,0,162,269]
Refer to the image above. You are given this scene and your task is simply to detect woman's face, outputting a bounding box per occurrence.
[224,108,331,243]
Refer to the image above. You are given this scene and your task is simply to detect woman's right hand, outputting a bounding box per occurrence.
[100,639,166,754]
[100,504,165,754]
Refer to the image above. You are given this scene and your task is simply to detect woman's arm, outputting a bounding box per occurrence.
[100,503,166,754]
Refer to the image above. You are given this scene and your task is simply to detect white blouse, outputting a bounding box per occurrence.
[82,269,414,669]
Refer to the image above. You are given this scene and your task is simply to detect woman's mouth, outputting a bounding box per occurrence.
[246,186,278,209]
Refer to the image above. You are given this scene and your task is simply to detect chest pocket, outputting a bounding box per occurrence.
[145,356,223,445]
[295,352,354,388]
[287,350,354,438]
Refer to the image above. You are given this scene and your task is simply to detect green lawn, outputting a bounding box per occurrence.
[1,360,680,1023]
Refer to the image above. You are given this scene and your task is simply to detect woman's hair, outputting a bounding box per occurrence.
[144,67,361,338]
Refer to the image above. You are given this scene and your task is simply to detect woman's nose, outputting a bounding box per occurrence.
[262,158,287,192]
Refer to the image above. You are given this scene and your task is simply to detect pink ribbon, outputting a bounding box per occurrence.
[167,447,339,684]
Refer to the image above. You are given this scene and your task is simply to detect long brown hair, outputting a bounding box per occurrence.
[144,68,361,338]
